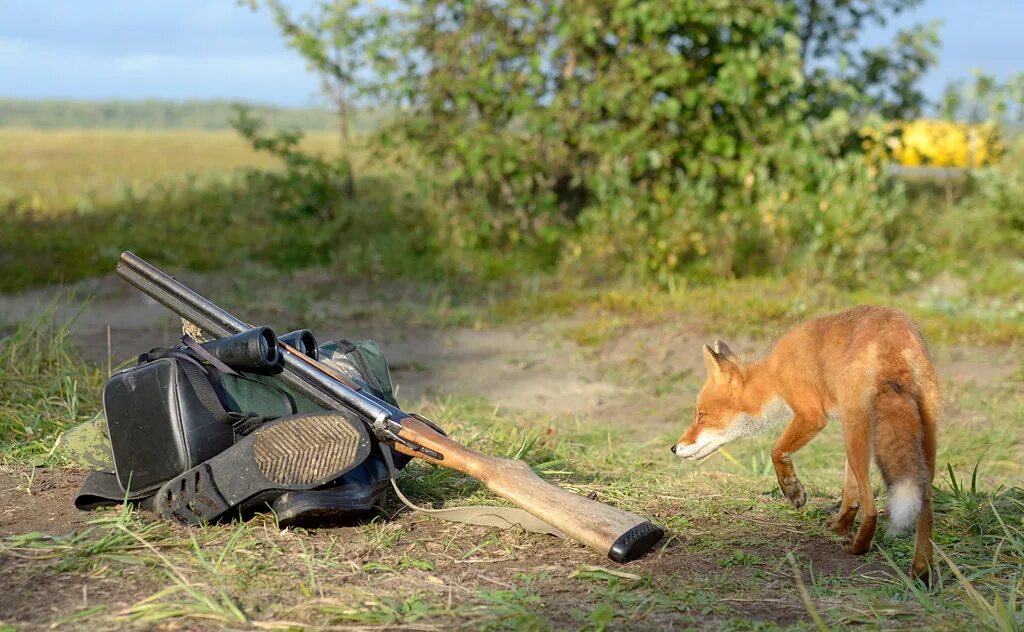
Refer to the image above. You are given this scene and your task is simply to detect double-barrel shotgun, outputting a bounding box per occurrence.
[115,251,664,562]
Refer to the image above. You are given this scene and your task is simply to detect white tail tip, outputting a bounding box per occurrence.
[888,479,923,532]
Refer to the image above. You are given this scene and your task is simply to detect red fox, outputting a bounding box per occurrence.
[671,305,939,579]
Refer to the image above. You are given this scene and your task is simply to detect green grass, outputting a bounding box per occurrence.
[0,139,445,293]
[1,309,1023,630]
[490,273,1024,346]
[0,304,104,463]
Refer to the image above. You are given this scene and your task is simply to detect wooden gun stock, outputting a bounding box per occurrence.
[393,416,663,562]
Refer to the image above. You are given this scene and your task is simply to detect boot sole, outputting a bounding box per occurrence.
[154,411,370,525]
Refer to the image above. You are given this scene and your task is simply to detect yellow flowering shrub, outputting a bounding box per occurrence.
[862,119,1003,168]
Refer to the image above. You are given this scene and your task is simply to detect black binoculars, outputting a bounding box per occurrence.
[200,327,318,373]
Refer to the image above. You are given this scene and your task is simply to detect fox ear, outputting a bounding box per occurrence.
[713,340,740,364]
[703,344,741,383]
[703,344,724,376]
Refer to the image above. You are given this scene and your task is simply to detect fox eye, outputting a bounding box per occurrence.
[696,411,705,422]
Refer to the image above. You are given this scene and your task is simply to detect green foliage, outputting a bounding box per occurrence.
[231,105,351,266]
[229,105,443,273]
[942,71,1024,125]
[389,1,811,261]
[258,0,396,107]
[233,0,1013,293]
[921,137,1024,290]
[570,147,930,287]
[246,0,400,196]
[361,0,946,287]
[967,150,1024,237]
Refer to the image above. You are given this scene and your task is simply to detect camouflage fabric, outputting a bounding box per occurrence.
[319,340,398,406]
[56,412,115,473]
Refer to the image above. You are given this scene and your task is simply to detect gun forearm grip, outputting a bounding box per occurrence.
[393,417,663,562]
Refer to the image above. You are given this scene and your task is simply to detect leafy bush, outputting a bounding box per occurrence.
[369,0,945,287]
[234,0,1021,292]
[968,141,1024,235]
[232,106,353,267]
[568,146,929,288]
[390,1,811,256]
[230,105,444,275]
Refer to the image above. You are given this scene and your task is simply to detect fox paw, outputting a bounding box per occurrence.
[911,562,933,587]
[830,518,853,536]
[781,478,807,509]
[843,536,871,556]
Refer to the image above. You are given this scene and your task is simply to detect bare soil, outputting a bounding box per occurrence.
[0,466,91,537]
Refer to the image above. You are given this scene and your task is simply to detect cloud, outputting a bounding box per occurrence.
[0,37,322,106]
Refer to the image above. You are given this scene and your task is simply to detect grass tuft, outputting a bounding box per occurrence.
[0,303,105,462]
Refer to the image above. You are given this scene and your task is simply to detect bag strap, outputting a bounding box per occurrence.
[145,349,235,425]
[378,422,565,538]
[180,335,240,377]
[138,346,286,436]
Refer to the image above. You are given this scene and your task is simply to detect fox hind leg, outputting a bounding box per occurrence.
[873,387,933,580]
[912,490,933,581]
[912,376,939,581]
[911,398,937,581]
[830,459,860,536]
[841,408,877,555]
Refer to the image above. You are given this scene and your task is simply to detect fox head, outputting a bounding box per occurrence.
[672,340,788,460]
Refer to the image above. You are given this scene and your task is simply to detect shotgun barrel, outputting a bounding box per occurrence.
[114,251,664,562]
[116,251,396,419]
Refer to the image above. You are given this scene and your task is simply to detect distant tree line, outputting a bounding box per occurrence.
[0,99,385,131]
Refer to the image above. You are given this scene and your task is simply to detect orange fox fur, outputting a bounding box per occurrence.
[672,305,939,579]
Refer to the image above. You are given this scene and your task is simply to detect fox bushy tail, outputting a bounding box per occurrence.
[872,386,932,531]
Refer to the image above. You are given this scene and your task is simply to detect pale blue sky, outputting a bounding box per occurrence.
[0,1,1020,108]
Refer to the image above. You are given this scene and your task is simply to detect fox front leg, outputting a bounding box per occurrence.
[770,412,827,509]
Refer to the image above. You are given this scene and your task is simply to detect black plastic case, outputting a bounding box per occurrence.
[104,357,234,494]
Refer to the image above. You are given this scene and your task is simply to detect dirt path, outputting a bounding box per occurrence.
[1,271,1016,442]
[0,273,671,435]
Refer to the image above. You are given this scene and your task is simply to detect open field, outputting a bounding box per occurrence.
[0,129,389,292]
[0,129,339,214]
[1,128,1022,630]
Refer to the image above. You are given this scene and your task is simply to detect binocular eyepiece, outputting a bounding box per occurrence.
[200,326,281,372]
[199,327,318,373]
[278,329,319,361]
